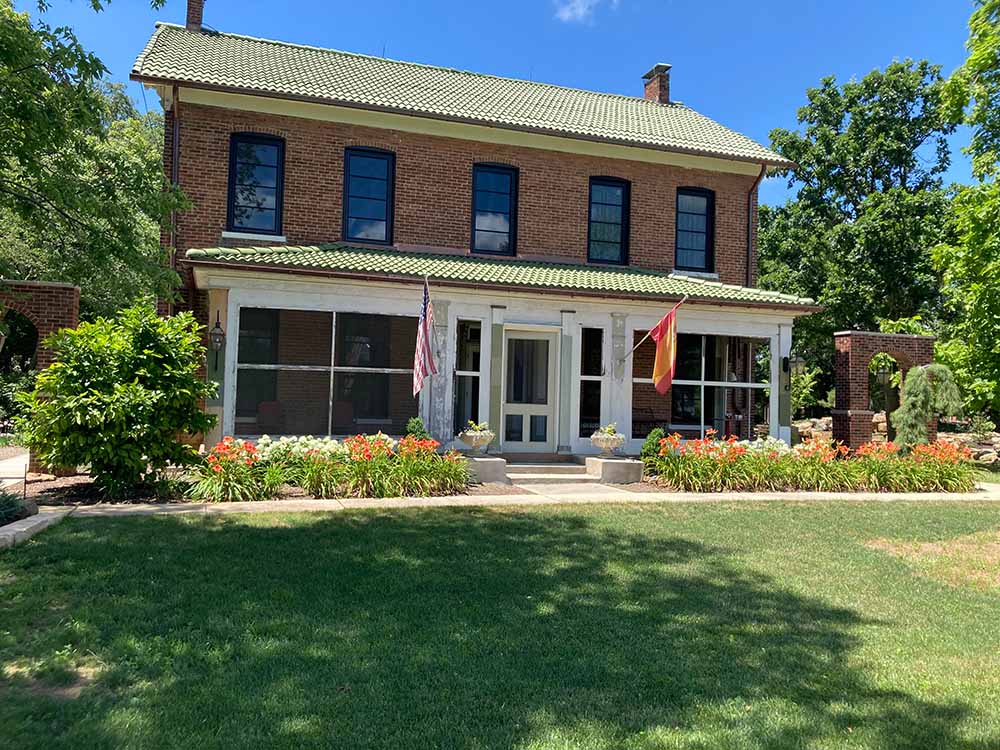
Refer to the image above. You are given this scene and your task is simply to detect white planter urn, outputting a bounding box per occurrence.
[590,431,626,457]
[458,429,495,454]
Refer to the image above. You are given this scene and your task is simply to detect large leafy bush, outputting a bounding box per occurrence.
[18,305,215,498]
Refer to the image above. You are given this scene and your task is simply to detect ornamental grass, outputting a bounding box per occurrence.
[650,431,976,493]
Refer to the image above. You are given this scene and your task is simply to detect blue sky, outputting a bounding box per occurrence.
[18,0,976,205]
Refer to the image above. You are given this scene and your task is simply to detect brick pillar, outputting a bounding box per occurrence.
[831,331,936,449]
[0,280,80,474]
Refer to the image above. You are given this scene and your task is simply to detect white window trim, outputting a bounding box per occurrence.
[221,230,288,243]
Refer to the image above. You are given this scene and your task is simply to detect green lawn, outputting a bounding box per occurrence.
[2,503,1000,749]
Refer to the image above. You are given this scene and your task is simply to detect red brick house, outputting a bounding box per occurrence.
[132,0,816,453]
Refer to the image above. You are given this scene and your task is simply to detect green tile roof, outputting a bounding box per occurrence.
[133,23,791,167]
[185,243,816,309]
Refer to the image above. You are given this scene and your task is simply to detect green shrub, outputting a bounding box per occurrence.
[0,356,36,429]
[640,428,665,469]
[969,413,997,442]
[0,487,26,526]
[405,416,431,440]
[18,306,216,499]
[891,363,963,448]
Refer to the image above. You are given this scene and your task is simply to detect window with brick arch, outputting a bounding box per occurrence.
[227,133,285,235]
[675,187,715,272]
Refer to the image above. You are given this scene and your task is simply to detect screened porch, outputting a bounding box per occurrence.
[234,307,419,437]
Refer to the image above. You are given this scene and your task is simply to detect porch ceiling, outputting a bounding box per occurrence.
[185,243,818,311]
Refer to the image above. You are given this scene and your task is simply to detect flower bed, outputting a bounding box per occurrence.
[649,431,976,493]
[188,433,469,502]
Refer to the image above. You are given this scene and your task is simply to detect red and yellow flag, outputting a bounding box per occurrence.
[650,301,683,394]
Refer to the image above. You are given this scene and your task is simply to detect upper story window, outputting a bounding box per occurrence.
[472,164,517,254]
[228,133,285,235]
[343,147,395,244]
[675,187,715,272]
[588,177,630,264]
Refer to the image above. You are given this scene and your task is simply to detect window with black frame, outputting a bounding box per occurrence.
[675,187,714,272]
[588,178,629,264]
[578,327,604,437]
[343,148,395,244]
[472,164,517,254]
[228,134,285,234]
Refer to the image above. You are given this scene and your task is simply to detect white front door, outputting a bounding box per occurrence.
[502,330,558,452]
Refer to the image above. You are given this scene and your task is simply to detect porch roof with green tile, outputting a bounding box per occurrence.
[185,243,817,311]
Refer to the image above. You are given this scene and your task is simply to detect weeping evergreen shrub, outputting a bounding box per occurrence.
[891,364,963,449]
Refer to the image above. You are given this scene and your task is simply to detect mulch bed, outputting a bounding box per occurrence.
[26,472,527,504]
[24,474,184,506]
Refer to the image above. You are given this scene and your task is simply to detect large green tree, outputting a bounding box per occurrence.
[759,60,955,381]
[934,0,1000,417]
[0,0,182,318]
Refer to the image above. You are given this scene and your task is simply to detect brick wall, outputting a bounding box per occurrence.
[832,331,936,449]
[168,102,760,286]
[0,281,80,370]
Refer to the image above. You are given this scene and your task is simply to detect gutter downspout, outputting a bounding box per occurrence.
[746,163,766,288]
[169,84,180,317]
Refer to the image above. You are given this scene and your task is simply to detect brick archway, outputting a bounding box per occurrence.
[0,281,80,369]
[832,331,935,449]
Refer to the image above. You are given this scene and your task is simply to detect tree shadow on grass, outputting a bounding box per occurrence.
[0,508,993,749]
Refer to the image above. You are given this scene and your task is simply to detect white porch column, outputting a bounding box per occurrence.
[610,312,629,439]
[427,299,451,441]
[558,309,576,453]
[771,323,793,442]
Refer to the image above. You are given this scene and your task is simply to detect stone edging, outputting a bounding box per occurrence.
[0,510,72,550]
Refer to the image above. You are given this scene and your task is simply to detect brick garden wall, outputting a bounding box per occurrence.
[165,102,760,292]
[0,281,80,370]
[832,331,936,449]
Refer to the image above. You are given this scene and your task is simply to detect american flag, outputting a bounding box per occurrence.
[413,277,438,396]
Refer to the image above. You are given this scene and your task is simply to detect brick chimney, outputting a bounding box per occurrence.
[186,0,204,32]
[642,63,672,104]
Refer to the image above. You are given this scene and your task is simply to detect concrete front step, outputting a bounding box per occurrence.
[506,473,600,485]
[505,463,587,476]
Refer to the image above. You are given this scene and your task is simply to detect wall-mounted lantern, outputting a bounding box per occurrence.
[876,364,891,387]
[209,312,226,369]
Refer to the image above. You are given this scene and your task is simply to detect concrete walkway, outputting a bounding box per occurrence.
[46,481,1000,517]
[0,451,28,490]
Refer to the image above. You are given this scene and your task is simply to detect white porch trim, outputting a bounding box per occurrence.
[205,269,801,448]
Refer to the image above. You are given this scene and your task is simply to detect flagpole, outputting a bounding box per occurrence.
[619,296,688,362]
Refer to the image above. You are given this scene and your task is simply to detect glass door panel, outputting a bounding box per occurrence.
[503,331,557,452]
